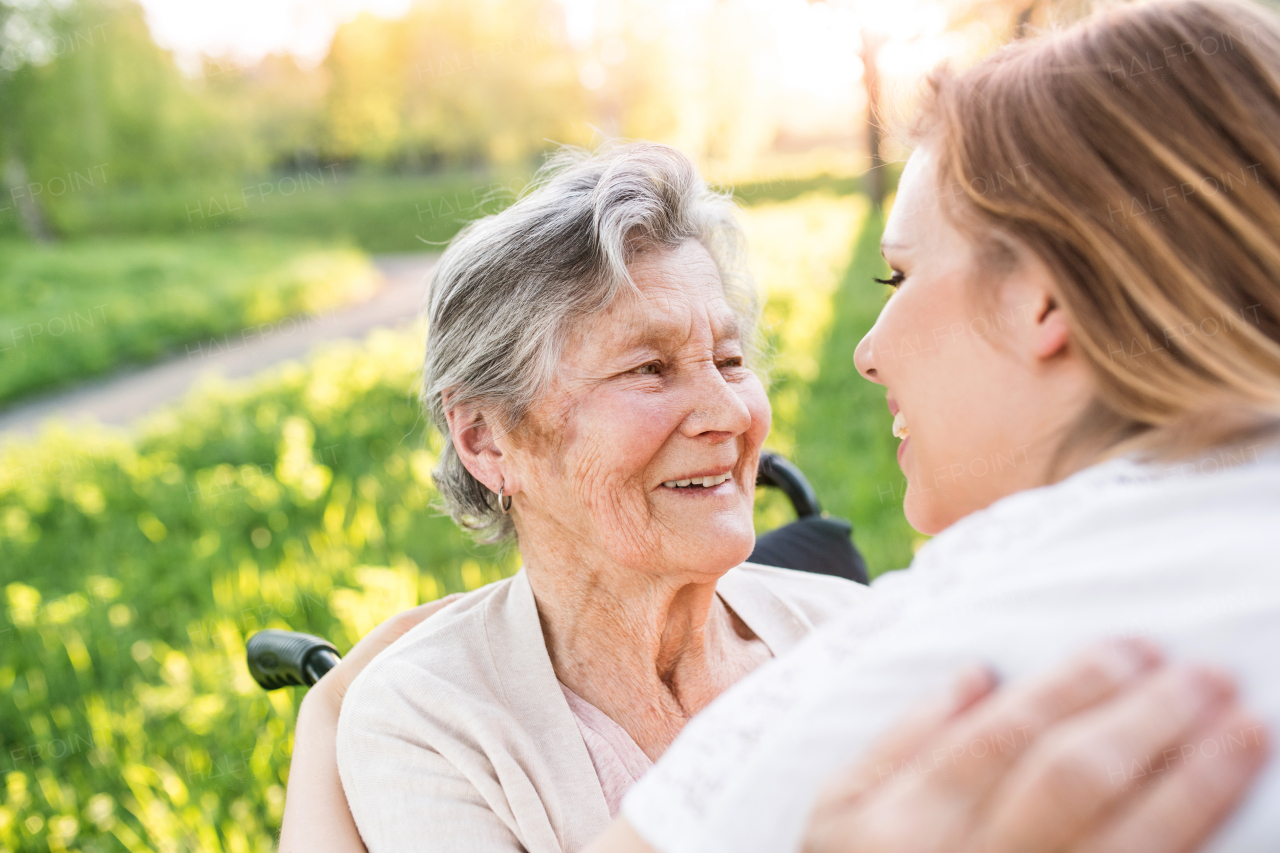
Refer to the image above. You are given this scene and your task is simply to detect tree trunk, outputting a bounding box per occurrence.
[860,28,886,210]
[3,154,53,242]
[1015,1,1038,38]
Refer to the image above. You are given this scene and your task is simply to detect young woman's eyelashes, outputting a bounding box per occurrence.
[874,271,905,289]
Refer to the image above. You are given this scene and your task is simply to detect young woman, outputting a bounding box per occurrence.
[280,0,1277,850]
[610,0,1280,850]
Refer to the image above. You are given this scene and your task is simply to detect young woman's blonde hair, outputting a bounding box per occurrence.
[916,0,1280,464]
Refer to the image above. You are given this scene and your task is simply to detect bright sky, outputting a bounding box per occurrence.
[137,0,414,69]
[135,0,961,173]
[135,0,960,151]
[137,0,952,76]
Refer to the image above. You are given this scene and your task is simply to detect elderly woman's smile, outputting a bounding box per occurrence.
[505,238,770,578]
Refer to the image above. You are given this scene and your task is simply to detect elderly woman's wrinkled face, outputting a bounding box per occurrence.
[509,239,770,579]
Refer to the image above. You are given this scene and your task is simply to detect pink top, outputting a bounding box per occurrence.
[559,682,654,817]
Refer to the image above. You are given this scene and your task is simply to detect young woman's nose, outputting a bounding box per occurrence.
[853,328,884,385]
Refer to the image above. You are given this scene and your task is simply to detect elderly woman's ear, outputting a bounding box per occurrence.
[444,398,520,499]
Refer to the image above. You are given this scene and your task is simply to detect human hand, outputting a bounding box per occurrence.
[803,639,1269,853]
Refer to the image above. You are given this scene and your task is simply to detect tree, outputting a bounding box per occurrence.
[859,27,887,210]
[0,0,264,240]
[947,0,1095,44]
[807,0,1094,211]
[802,0,895,211]
[322,0,589,169]
[0,0,62,240]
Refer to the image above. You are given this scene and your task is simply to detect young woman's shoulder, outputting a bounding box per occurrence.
[725,562,871,634]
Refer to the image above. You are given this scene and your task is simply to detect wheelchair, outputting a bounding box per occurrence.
[247,450,868,691]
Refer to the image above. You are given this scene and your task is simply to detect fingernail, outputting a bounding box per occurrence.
[1105,636,1163,679]
[950,664,997,710]
[1180,665,1236,706]
[1231,711,1271,756]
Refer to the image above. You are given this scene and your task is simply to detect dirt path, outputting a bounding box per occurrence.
[0,254,437,440]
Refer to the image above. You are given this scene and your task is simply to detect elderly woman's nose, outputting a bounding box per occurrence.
[679,362,753,436]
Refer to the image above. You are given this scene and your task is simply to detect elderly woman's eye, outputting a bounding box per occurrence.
[719,356,744,369]
[634,361,663,375]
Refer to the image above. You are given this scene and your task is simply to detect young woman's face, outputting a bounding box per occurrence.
[854,148,1095,534]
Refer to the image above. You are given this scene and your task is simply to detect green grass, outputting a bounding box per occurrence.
[3,169,529,253]
[731,172,866,208]
[741,193,864,529]
[0,191,912,852]
[0,328,513,853]
[740,193,916,576]
[789,207,920,576]
[4,167,866,254]
[0,236,379,406]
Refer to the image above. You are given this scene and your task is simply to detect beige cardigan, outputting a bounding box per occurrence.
[336,563,869,853]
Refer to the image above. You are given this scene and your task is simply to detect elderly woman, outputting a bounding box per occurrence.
[335,143,868,848]
[279,140,1269,853]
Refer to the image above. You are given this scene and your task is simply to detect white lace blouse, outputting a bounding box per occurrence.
[623,444,1280,853]
[336,562,869,853]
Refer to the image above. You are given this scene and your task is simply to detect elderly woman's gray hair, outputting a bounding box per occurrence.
[422,141,761,543]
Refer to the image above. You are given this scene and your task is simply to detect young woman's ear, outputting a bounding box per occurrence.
[1030,293,1072,361]
[1004,254,1072,363]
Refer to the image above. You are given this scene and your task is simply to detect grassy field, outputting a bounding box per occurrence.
[0,191,911,852]
[0,329,490,853]
[0,236,379,407]
[0,165,865,413]
[747,195,918,575]
[16,171,519,254]
[790,205,921,574]
[4,166,865,254]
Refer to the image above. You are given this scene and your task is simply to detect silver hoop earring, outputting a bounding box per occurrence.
[496,481,512,514]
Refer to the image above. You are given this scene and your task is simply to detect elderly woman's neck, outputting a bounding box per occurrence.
[522,549,768,754]
[529,559,726,672]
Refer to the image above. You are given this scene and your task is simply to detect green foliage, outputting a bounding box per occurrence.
[731,172,866,208]
[0,0,263,191]
[323,0,589,168]
[0,0,866,247]
[1,0,596,211]
[0,235,378,404]
[0,328,516,852]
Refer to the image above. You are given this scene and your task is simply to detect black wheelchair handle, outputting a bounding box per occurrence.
[756,450,822,518]
[247,629,341,690]
[247,450,821,692]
